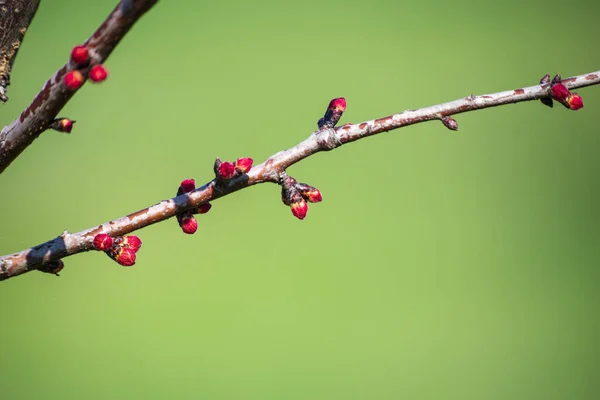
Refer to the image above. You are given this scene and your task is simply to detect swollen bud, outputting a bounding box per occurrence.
[114,247,136,266]
[123,235,142,252]
[71,45,89,65]
[566,93,584,110]
[93,233,113,251]
[89,64,108,83]
[295,183,323,203]
[64,70,84,90]
[177,212,198,234]
[218,161,236,180]
[49,118,75,133]
[235,157,253,174]
[551,83,570,103]
[318,97,346,130]
[441,116,458,131]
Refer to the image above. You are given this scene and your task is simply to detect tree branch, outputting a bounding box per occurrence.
[0,0,157,174]
[0,0,40,102]
[1,70,598,281]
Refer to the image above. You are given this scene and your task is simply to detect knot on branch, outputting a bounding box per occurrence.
[279,173,322,220]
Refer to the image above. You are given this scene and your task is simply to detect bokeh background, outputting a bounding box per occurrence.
[1,0,600,398]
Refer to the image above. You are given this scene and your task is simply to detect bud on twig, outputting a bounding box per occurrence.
[441,116,458,131]
[89,65,109,83]
[93,233,113,251]
[64,70,84,90]
[235,157,253,174]
[318,97,346,130]
[49,118,75,133]
[71,45,89,66]
[295,183,323,203]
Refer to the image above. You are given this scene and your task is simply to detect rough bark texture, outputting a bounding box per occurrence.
[0,0,40,102]
[1,70,598,281]
[0,0,157,173]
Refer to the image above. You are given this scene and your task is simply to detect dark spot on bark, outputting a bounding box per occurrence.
[514,89,525,95]
[55,65,67,84]
[561,77,576,84]
[20,80,51,122]
[359,123,367,129]
[482,95,492,99]
[374,116,392,125]
[586,74,598,80]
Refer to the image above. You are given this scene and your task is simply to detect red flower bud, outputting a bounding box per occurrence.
[38,260,64,276]
[551,83,570,102]
[235,157,253,174]
[123,235,142,252]
[291,197,308,220]
[64,70,84,90]
[115,247,136,266]
[196,203,212,214]
[50,118,75,133]
[93,233,113,251]
[318,97,346,130]
[180,179,196,193]
[71,45,89,65]
[328,97,346,112]
[179,214,198,234]
[566,93,584,110]
[296,183,323,203]
[218,161,236,180]
[89,64,108,83]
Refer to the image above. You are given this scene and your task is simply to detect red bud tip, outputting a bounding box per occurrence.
[70,45,89,65]
[93,233,114,251]
[197,203,212,214]
[218,161,236,180]
[180,179,196,193]
[64,70,84,90]
[181,216,198,234]
[567,93,584,110]
[551,84,570,102]
[59,118,74,133]
[291,198,308,220]
[328,97,346,111]
[115,247,136,266]
[124,235,142,252]
[304,188,322,203]
[50,118,76,133]
[38,260,65,276]
[89,64,108,83]
[235,157,253,174]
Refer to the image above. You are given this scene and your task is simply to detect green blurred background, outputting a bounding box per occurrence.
[1,0,600,398]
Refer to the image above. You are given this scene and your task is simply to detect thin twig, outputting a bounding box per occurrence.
[1,70,598,281]
[0,0,157,173]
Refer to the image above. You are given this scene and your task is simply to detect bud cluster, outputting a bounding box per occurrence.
[280,175,323,220]
[175,179,212,235]
[541,74,584,110]
[63,44,109,90]
[93,233,142,266]
[214,157,254,182]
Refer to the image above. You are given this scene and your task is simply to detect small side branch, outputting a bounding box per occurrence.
[1,70,598,281]
[0,0,157,173]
